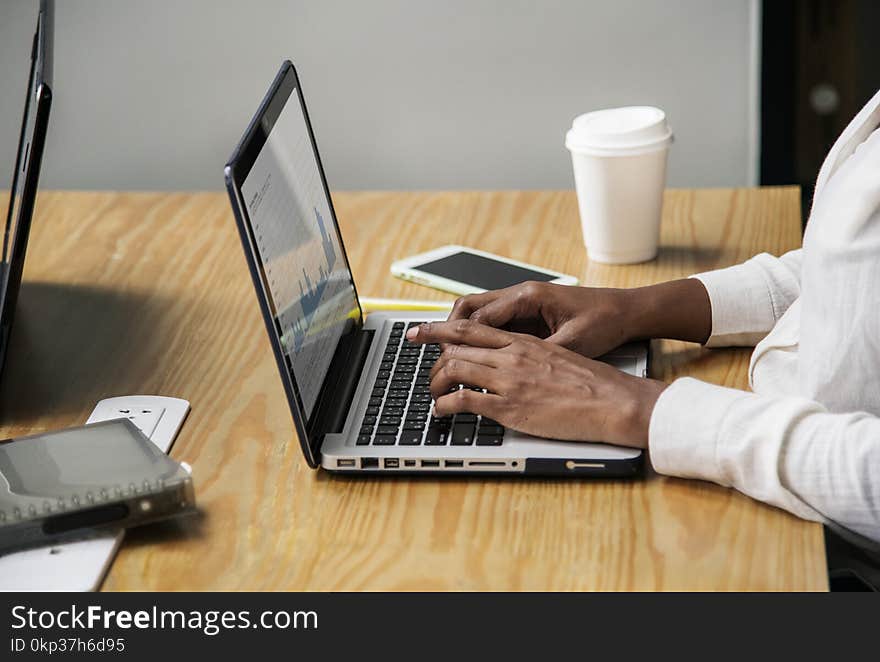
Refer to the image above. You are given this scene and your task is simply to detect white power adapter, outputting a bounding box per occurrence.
[0,395,190,592]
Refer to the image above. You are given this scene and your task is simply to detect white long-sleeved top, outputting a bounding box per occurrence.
[648,88,880,550]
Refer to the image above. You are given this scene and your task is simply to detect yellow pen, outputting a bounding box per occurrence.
[359,296,454,313]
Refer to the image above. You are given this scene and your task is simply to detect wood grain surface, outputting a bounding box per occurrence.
[0,187,827,590]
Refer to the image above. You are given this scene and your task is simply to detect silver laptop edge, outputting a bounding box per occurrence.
[321,312,646,474]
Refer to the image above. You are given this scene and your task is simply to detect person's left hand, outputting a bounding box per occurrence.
[406,320,667,448]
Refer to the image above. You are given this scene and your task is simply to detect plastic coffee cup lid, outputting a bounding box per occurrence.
[565,106,673,156]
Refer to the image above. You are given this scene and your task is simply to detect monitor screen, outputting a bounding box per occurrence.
[2,46,39,269]
[239,87,359,418]
[1,0,53,376]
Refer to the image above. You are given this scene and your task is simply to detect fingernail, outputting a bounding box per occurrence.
[405,326,419,340]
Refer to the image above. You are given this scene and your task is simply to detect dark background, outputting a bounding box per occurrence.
[762,0,880,224]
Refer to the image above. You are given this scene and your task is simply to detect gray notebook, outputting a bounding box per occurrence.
[0,419,195,554]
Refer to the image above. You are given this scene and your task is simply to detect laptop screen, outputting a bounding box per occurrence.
[239,84,359,418]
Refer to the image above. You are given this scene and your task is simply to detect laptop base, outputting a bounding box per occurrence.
[320,311,646,478]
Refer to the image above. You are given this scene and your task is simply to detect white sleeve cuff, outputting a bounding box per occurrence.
[690,251,802,348]
[691,264,774,347]
[648,377,748,484]
[648,377,831,525]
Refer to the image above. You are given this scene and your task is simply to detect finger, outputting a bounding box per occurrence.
[406,319,514,348]
[447,291,501,322]
[545,326,578,350]
[442,293,501,351]
[433,387,504,418]
[468,290,529,328]
[430,345,510,379]
[430,358,504,398]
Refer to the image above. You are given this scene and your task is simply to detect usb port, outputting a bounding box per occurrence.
[337,459,356,468]
[384,458,399,469]
[445,460,463,468]
[421,460,440,468]
[362,457,379,469]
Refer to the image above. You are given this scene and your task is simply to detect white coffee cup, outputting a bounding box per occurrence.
[565,106,673,264]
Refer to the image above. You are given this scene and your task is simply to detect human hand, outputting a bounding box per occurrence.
[406,319,667,448]
[446,281,637,358]
[447,278,713,357]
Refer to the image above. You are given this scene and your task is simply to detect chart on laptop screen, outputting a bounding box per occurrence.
[240,90,358,417]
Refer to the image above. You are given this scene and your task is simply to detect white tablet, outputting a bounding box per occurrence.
[390,245,579,296]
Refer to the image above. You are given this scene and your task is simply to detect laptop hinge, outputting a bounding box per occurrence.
[308,327,375,457]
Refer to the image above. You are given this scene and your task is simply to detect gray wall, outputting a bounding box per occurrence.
[0,0,758,192]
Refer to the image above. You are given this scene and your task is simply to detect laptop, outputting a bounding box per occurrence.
[0,0,53,380]
[225,61,646,476]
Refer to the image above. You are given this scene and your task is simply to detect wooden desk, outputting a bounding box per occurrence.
[0,187,827,591]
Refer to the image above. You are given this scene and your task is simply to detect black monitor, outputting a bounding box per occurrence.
[0,0,54,379]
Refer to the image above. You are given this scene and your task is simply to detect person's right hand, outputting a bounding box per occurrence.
[447,281,637,358]
[446,278,713,359]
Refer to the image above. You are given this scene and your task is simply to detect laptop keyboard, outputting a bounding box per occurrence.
[356,322,505,447]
